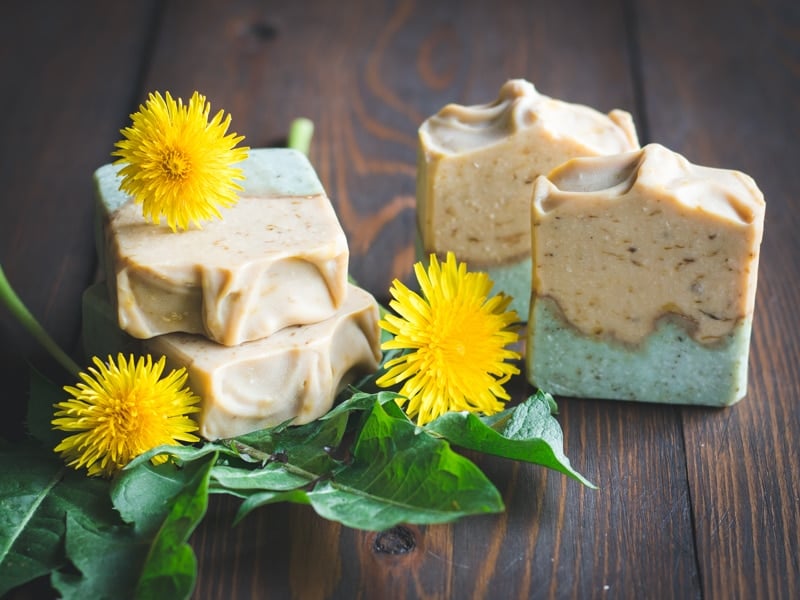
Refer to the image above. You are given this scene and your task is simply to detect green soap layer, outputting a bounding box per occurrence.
[485,257,531,321]
[414,234,531,321]
[93,148,324,211]
[237,148,325,197]
[92,148,326,275]
[526,298,752,406]
[81,283,141,361]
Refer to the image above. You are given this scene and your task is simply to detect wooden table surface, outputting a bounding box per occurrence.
[2,1,798,598]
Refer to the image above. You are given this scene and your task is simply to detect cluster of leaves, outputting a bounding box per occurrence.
[0,122,594,598]
[1,370,593,599]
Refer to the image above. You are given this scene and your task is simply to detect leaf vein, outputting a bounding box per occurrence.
[0,467,64,563]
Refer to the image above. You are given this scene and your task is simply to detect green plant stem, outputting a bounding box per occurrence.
[0,264,81,377]
[229,440,320,480]
[229,439,271,463]
[287,118,314,156]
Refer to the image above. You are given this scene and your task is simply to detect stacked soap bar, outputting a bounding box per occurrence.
[527,143,765,406]
[94,148,349,346]
[416,79,640,317]
[89,148,382,438]
[84,282,380,439]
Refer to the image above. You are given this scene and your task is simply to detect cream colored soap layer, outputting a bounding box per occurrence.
[417,79,639,266]
[146,285,381,439]
[95,149,348,346]
[527,144,765,405]
[82,282,382,440]
[531,143,765,346]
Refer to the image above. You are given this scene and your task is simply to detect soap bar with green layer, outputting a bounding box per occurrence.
[416,79,640,318]
[94,148,349,346]
[527,143,765,406]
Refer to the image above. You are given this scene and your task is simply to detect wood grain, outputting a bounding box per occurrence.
[0,1,160,438]
[638,0,800,597]
[125,2,697,597]
[1,0,798,598]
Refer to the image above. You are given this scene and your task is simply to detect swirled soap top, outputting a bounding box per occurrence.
[419,79,638,156]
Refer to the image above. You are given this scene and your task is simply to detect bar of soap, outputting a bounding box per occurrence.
[416,79,639,316]
[82,283,382,439]
[527,143,766,406]
[94,148,349,346]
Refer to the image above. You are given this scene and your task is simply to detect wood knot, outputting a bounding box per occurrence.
[249,21,279,41]
[372,526,416,555]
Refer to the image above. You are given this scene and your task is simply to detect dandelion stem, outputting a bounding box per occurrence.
[229,439,320,481]
[287,118,314,156]
[0,264,81,377]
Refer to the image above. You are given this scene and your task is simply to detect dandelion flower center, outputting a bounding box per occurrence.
[112,90,249,232]
[161,148,191,180]
[52,354,201,478]
[376,252,521,425]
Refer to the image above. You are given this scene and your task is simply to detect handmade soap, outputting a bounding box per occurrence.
[416,79,639,316]
[94,148,349,346]
[527,143,765,406]
[83,283,382,439]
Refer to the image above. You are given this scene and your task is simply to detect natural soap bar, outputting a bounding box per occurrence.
[416,79,639,316]
[83,282,382,439]
[94,148,349,346]
[527,143,765,406]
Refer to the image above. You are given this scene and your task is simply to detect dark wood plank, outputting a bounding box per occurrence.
[124,3,701,597]
[636,0,800,597]
[4,0,796,599]
[133,0,643,298]
[0,2,160,438]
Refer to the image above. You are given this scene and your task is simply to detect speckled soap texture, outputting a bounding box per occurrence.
[416,79,639,317]
[94,148,349,346]
[527,143,765,406]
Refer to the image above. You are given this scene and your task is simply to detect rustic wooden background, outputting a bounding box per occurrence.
[1,0,798,598]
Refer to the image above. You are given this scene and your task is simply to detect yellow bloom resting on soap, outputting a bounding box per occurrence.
[377,252,521,425]
[113,91,249,231]
[53,354,201,477]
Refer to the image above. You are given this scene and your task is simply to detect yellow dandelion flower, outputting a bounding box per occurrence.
[52,354,201,478]
[112,91,249,231]
[376,252,521,425]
